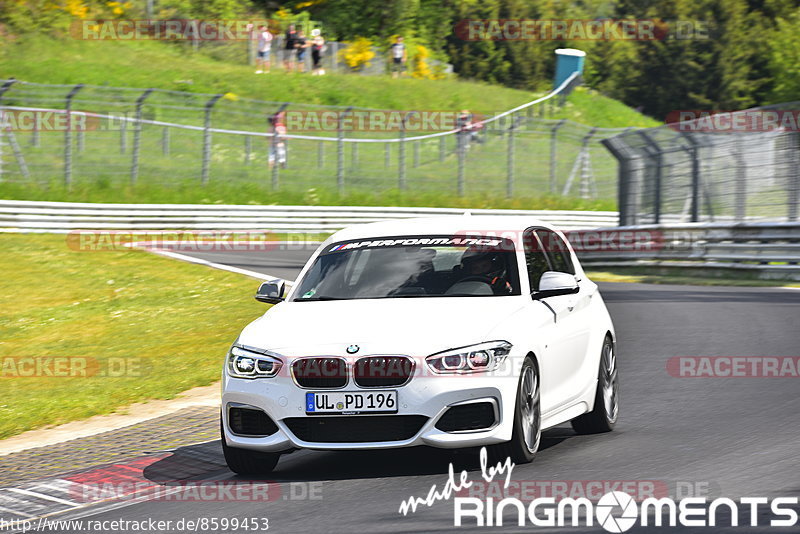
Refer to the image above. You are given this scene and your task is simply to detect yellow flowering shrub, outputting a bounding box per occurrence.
[339,37,375,71]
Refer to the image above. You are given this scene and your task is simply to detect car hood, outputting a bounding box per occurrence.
[237,297,525,357]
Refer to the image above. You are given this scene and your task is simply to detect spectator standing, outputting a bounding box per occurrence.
[283,24,297,72]
[255,25,273,73]
[310,29,326,76]
[390,36,407,78]
[269,111,287,169]
[295,30,309,73]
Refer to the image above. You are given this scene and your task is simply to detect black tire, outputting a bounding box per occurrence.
[571,336,618,434]
[489,355,541,464]
[220,419,280,475]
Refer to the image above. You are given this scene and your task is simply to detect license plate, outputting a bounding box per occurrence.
[305,390,397,415]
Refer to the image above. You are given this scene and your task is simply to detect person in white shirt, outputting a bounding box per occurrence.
[390,36,407,79]
[255,25,273,73]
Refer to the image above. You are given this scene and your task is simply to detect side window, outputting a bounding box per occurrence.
[523,229,551,291]
[536,229,575,275]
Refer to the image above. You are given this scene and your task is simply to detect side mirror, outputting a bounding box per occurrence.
[532,271,579,300]
[255,279,285,304]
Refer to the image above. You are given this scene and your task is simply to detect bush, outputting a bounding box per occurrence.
[338,36,375,71]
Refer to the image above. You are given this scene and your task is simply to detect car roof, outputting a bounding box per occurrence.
[328,215,560,242]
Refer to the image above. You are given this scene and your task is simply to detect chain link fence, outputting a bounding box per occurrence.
[603,104,800,225]
[0,75,629,202]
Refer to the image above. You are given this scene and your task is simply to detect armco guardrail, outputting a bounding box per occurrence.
[575,221,800,280]
[0,200,618,233]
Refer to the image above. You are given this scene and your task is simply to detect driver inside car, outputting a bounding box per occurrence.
[458,249,513,295]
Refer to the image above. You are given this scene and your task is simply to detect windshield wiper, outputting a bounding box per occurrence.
[293,296,345,301]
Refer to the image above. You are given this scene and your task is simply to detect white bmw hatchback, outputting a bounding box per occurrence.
[221,216,618,474]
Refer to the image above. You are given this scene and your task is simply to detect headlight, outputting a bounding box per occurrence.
[227,346,283,379]
[426,341,512,374]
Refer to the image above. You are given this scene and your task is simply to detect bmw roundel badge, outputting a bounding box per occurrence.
[346,344,360,354]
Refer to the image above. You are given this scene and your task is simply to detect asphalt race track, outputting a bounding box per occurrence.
[33,246,800,532]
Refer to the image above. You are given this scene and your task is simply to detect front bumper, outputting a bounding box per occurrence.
[221,368,519,452]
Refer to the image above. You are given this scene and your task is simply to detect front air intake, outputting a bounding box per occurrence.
[292,357,348,388]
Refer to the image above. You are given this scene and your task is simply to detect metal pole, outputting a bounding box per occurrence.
[637,131,663,224]
[337,107,352,193]
[600,137,631,226]
[201,94,223,185]
[682,133,701,222]
[0,81,11,183]
[317,141,324,168]
[457,129,465,196]
[398,112,415,190]
[0,80,29,180]
[506,114,517,199]
[64,84,84,189]
[439,136,445,162]
[119,114,127,154]
[162,127,170,155]
[131,88,154,185]
[549,120,566,193]
[789,131,800,221]
[733,136,747,222]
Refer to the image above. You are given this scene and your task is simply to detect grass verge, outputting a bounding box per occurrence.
[0,233,266,440]
[0,182,618,210]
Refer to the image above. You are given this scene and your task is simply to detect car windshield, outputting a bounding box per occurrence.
[293,235,521,301]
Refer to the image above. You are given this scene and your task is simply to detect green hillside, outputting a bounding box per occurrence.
[0,37,658,128]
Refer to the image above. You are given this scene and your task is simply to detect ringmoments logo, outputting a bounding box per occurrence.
[451,492,799,530]
[396,449,798,531]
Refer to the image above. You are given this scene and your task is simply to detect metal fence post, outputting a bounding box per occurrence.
[0,81,13,182]
[549,120,566,193]
[337,107,352,193]
[162,127,170,155]
[0,80,30,180]
[119,114,127,154]
[789,131,800,221]
[733,136,747,222]
[64,84,84,189]
[681,133,701,222]
[201,94,223,185]
[131,88,154,185]
[398,112,415,190]
[506,114,517,199]
[638,131,663,224]
[317,141,324,168]
[457,129,466,196]
[600,137,631,226]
